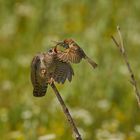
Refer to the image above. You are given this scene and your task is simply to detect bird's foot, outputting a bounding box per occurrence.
[48,78,54,85]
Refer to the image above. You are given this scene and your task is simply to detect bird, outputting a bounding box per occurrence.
[54,39,97,69]
[31,54,48,97]
[30,48,74,97]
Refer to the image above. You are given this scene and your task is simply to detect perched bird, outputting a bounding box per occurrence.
[31,54,48,97]
[31,48,74,97]
[54,39,97,69]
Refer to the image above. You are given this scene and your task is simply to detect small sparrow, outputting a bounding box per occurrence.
[54,39,97,69]
[31,48,74,97]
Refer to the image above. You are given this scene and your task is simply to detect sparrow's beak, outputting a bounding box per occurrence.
[51,40,64,46]
[52,40,69,49]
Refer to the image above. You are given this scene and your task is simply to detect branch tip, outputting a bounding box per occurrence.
[111,26,140,108]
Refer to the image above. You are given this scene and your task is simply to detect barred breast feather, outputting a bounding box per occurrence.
[31,54,48,97]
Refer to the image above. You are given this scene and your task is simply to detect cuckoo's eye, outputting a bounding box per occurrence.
[41,69,46,74]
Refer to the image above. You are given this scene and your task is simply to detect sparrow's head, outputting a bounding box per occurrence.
[63,39,74,45]
[54,39,75,49]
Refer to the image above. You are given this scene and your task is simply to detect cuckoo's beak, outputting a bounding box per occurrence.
[53,47,57,53]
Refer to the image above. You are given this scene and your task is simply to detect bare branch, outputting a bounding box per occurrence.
[50,83,82,140]
[111,26,140,108]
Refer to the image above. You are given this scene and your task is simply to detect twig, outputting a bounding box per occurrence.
[50,82,82,140]
[111,26,140,107]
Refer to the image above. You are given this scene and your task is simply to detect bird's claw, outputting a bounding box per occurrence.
[48,78,54,85]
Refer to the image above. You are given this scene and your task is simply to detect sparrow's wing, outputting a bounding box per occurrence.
[31,54,48,97]
[57,48,97,69]
[56,49,82,63]
[52,60,74,84]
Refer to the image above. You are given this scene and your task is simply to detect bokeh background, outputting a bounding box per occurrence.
[0,0,140,140]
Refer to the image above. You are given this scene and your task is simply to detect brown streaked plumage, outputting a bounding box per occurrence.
[53,60,74,84]
[31,48,74,97]
[31,54,48,97]
[55,39,97,69]
[44,48,74,84]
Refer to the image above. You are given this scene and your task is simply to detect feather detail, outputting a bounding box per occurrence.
[52,61,74,84]
[84,56,97,69]
[31,54,48,97]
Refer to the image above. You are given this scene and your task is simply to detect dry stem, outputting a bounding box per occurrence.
[50,83,82,140]
[111,26,140,107]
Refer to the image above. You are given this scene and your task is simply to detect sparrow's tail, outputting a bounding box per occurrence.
[85,56,97,69]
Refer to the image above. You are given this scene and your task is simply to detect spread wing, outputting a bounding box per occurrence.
[56,49,82,63]
[31,54,48,97]
[52,60,74,84]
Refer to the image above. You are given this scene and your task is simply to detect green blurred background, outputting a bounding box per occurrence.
[0,0,140,140]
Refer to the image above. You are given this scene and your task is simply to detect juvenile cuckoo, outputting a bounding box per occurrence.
[31,48,74,97]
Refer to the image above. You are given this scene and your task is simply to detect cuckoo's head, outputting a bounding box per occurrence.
[48,47,57,55]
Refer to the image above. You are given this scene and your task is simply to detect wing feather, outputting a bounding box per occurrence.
[52,60,74,84]
[57,50,82,63]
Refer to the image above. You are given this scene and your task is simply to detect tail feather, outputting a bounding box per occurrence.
[33,84,48,97]
[85,56,97,69]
